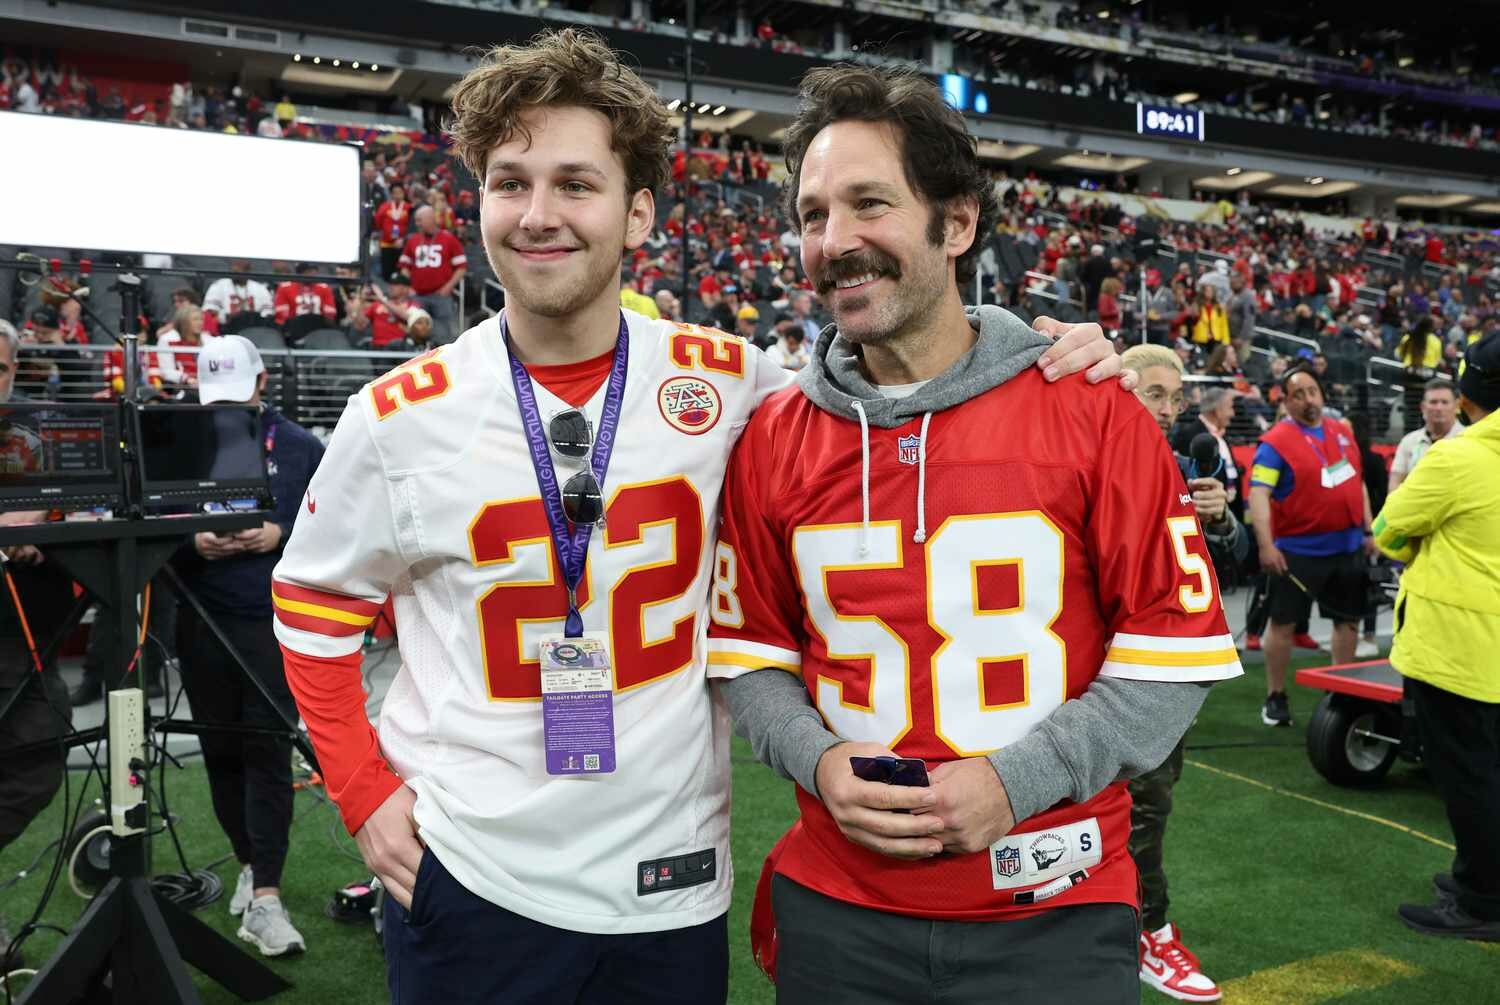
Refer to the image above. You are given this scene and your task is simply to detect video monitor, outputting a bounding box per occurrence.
[135,403,272,511]
[0,400,124,513]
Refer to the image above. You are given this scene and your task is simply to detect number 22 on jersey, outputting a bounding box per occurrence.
[468,477,704,700]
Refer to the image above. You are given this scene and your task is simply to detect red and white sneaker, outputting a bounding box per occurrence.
[1139,923,1221,1002]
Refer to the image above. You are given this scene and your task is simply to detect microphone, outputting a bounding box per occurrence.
[1189,432,1222,479]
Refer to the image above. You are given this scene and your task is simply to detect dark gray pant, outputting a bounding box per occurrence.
[1128,738,1185,931]
[772,875,1138,1004]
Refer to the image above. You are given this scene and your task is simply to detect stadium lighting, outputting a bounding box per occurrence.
[712,105,726,115]
[1097,9,1110,16]
[1173,92,1199,104]
[351,61,359,69]
[312,56,321,64]
[370,64,379,71]
[332,59,340,66]
[293,53,302,62]
[667,98,681,111]
[1226,167,1242,176]
[1398,56,1414,67]
[1308,176,1325,185]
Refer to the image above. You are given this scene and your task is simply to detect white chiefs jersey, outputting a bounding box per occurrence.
[272,310,790,934]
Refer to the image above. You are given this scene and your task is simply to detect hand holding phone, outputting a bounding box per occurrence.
[849,755,930,787]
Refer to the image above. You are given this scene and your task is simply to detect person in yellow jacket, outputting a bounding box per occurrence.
[1373,330,1500,943]
[619,276,660,319]
[1190,285,1230,346]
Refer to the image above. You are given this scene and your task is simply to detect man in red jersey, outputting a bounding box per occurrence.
[272,263,337,329]
[398,205,467,345]
[707,66,1242,1003]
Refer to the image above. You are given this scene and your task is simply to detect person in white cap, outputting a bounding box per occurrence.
[177,334,326,958]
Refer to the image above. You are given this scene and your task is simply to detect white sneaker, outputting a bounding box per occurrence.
[237,895,306,957]
[228,865,254,917]
[1139,923,1221,1002]
[1355,639,1380,659]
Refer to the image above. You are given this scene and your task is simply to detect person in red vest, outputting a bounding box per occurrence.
[1248,367,1377,728]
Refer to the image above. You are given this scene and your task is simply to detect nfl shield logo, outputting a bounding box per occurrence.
[897,434,921,465]
[995,846,1022,879]
[642,865,656,889]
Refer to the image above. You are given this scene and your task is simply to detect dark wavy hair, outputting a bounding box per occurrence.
[781,64,998,288]
[447,29,671,201]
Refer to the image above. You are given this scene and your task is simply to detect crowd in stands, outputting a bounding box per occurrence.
[6,48,1500,445]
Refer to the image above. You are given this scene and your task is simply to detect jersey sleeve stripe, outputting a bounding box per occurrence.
[272,593,376,629]
[705,637,801,666]
[273,581,384,617]
[706,650,802,674]
[273,617,366,659]
[273,604,371,639]
[1102,645,1240,668]
[1107,632,1236,654]
[1098,659,1243,683]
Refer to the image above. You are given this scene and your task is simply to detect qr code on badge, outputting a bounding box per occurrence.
[584,754,600,770]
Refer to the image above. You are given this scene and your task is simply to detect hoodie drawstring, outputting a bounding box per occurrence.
[851,401,872,556]
[913,411,932,545]
[852,402,933,553]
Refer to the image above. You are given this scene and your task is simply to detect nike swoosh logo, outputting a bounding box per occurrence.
[306,494,316,514]
[1142,958,1169,978]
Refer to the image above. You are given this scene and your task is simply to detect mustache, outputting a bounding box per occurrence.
[815,252,902,295]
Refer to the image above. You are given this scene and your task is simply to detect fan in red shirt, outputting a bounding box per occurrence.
[273,264,338,327]
[374,182,413,278]
[351,272,418,349]
[706,66,1240,1004]
[397,207,467,297]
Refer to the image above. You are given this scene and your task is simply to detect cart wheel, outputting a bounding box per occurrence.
[1306,694,1398,786]
[65,809,113,893]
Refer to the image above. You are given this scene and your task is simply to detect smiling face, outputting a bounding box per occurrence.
[797,120,968,348]
[481,105,653,323]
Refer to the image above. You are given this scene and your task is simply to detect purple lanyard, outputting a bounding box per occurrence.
[502,311,629,638]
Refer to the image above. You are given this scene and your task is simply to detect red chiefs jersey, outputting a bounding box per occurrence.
[363,298,413,349]
[273,282,337,326]
[706,371,1240,921]
[398,230,467,295]
[374,199,412,247]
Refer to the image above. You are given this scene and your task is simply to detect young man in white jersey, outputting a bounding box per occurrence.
[272,29,1125,1003]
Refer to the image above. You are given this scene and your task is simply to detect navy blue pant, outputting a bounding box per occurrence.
[384,849,729,1004]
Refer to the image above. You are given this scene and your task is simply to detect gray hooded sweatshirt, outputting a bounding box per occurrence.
[717,304,1211,824]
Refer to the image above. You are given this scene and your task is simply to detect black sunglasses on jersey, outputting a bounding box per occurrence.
[548,409,604,526]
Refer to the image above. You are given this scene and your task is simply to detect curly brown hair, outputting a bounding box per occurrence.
[447,29,672,201]
[781,64,998,287]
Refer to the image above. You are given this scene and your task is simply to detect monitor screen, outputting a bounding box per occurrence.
[0,400,123,512]
[136,404,271,509]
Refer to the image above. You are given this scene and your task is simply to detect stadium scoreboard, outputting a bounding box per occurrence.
[1136,102,1205,142]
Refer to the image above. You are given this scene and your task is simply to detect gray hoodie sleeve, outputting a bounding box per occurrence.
[718,666,1209,816]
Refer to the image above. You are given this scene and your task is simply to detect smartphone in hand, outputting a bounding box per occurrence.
[849,755,930,787]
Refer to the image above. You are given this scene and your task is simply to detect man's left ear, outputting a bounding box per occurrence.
[626,189,656,251]
[945,196,979,257]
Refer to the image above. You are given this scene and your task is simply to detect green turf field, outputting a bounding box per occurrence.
[3,653,1495,1004]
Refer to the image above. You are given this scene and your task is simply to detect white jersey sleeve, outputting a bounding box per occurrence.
[272,392,404,659]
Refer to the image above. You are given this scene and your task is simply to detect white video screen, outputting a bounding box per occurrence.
[0,112,361,263]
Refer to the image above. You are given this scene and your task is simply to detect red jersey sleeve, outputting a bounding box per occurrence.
[398,235,416,270]
[316,283,337,321]
[1087,396,1242,682]
[444,231,467,268]
[704,410,805,680]
[272,284,294,325]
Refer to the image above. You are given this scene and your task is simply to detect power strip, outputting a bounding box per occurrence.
[107,688,147,837]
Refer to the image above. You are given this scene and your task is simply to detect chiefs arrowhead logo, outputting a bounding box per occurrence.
[305,493,316,514]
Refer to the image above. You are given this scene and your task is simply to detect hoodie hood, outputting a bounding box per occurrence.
[797,304,1052,427]
[795,304,1052,553]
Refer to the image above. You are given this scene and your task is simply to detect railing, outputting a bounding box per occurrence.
[11,343,420,435]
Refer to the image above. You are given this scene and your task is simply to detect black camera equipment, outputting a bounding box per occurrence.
[0,259,316,1003]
